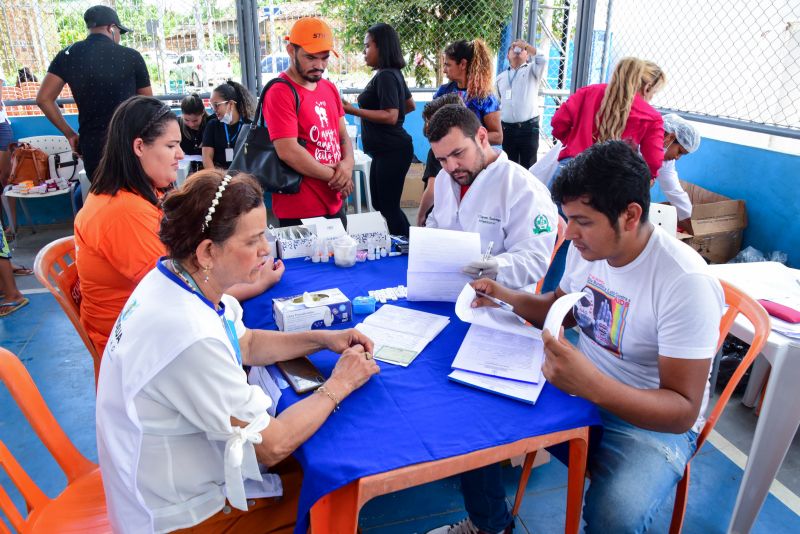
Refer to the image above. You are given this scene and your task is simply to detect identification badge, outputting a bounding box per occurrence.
[225,147,234,162]
[504,90,512,100]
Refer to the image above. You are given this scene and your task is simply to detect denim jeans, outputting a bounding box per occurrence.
[583,408,698,534]
[462,408,697,534]
[461,463,514,533]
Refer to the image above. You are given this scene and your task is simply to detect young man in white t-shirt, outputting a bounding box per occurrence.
[427,140,724,534]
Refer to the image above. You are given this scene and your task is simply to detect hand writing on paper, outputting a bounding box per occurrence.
[594,299,613,348]
[324,328,375,355]
[542,328,600,397]
[470,279,513,309]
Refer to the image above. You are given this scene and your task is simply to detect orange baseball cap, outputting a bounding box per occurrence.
[285,17,339,57]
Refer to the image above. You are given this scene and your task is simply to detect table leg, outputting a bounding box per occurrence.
[565,430,589,534]
[728,342,800,534]
[310,480,360,533]
[741,354,770,408]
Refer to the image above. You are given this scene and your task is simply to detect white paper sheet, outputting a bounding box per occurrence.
[300,217,347,241]
[353,305,450,367]
[543,292,589,338]
[451,324,543,383]
[182,154,204,163]
[454,284,540,339]
[407,227,482,302]
[448,369,546,405]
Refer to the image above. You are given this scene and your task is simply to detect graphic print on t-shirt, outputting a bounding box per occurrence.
[572,274,630,357]
[309,100,341,164]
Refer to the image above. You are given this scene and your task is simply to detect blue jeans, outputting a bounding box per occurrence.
[462,408,697,534]
[461,463,514,533]
[583,408,698,533]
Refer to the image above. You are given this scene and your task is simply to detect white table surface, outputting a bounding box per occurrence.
[708,262,800,534]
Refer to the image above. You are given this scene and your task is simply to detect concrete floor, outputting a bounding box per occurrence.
[2,210,800,532]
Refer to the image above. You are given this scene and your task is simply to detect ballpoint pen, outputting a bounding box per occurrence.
[475,290,527,323]
[477,241,494,279]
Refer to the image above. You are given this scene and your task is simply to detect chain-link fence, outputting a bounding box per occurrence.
[589,0,800,136]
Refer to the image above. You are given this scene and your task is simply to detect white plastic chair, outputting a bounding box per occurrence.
[649,202,678,237]
[2,135,80,238]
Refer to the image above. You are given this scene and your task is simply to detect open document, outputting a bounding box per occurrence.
[355,304,450,367]
[448,284,588,404]
[407,227,482,302]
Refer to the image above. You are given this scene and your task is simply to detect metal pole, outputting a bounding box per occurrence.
[511,0,526,40]
[600,0,614,82]
[559,1,571,91]
[571,0,598,93]
[235,0,260,95]
[527,0,539,45]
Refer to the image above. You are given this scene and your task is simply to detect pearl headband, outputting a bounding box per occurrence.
[203,174,233,232]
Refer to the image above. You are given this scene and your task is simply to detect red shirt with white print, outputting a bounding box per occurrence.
[263,72,344,219]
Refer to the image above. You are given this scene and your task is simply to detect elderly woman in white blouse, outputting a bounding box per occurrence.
[96,169,379,534]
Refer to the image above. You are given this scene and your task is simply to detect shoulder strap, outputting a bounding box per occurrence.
[257,76,301,128]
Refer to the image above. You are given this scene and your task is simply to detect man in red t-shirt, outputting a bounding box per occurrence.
[264,17,354,227]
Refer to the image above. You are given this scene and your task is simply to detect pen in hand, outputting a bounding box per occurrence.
[477,241,494,279]
[474,290,527,324]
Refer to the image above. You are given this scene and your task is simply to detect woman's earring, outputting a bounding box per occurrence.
[203,265,211,283]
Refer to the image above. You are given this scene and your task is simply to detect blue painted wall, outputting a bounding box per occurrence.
[651,138,799,267]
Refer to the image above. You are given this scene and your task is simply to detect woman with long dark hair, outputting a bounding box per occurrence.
[202,80,255,170]
[343,23,415,236]
[75,96,183,356]
[179,93,210,174]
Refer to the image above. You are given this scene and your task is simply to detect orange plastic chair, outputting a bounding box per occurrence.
[0,347,109,532]
[511,280,771,532]
[668,280,770,533]
[534,215,567,294]
[33,236,102,387]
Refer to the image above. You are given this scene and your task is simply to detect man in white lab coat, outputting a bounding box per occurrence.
[425,104,558,289]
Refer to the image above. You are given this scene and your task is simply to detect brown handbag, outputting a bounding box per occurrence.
[8,142,50,185]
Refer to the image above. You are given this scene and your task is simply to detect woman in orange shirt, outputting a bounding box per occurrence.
[75,96,283,356]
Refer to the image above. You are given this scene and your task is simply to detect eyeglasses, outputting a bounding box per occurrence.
[210,100,230,110]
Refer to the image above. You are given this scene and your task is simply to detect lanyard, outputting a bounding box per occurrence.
[509,65,523,87]
[164,259,243,367]
[224,122,242,148]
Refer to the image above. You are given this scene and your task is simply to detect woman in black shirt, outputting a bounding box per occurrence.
[343,23,415,236]
[202,80,253,170]
[179,93,209,174]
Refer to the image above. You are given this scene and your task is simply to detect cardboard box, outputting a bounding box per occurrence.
[677,181,747,264]
[272,226,316,260]
[347,211,390,250]
[400,163,425,208]
[273,288,352,332]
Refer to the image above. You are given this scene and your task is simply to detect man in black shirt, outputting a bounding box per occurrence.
[36,5,152,182]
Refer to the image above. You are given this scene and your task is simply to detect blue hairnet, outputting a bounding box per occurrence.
[662,114,701,153]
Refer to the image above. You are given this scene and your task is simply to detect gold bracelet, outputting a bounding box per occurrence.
[316,385,340,412]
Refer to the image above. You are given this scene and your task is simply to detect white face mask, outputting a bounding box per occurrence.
[221,110,233,125]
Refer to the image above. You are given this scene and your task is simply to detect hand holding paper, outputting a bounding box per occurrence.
[541,329,600,397]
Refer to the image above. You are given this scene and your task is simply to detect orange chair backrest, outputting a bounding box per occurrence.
[534,215,568,294]
[0,348,96,531]
[696,280,771,451]
[33,236,101,387]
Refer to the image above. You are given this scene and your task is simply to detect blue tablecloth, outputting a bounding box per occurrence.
[241,256,600,533]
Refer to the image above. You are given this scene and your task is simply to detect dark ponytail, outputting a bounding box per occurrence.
[213,80,255,121]
[179,93,209,137]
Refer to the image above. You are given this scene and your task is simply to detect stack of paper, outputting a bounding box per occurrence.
[407,227,482,302]
[355,304,450,366]
[448,284,588,404]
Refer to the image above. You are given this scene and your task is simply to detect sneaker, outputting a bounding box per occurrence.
[426,517,513,534]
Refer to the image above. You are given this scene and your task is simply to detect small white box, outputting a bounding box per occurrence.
[272,225,316,260]
[273,288,353,332]
[347,212,390,250]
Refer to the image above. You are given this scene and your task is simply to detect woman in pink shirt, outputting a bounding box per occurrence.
[551,57,666,179]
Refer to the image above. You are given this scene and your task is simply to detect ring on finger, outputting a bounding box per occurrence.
[364,352,373,360]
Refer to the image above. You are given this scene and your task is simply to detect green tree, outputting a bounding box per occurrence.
[320,0,512,86]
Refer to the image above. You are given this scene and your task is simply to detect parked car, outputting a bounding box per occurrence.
[261,54,290,84]
[141,50,178,72]
[170,50,233,88]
